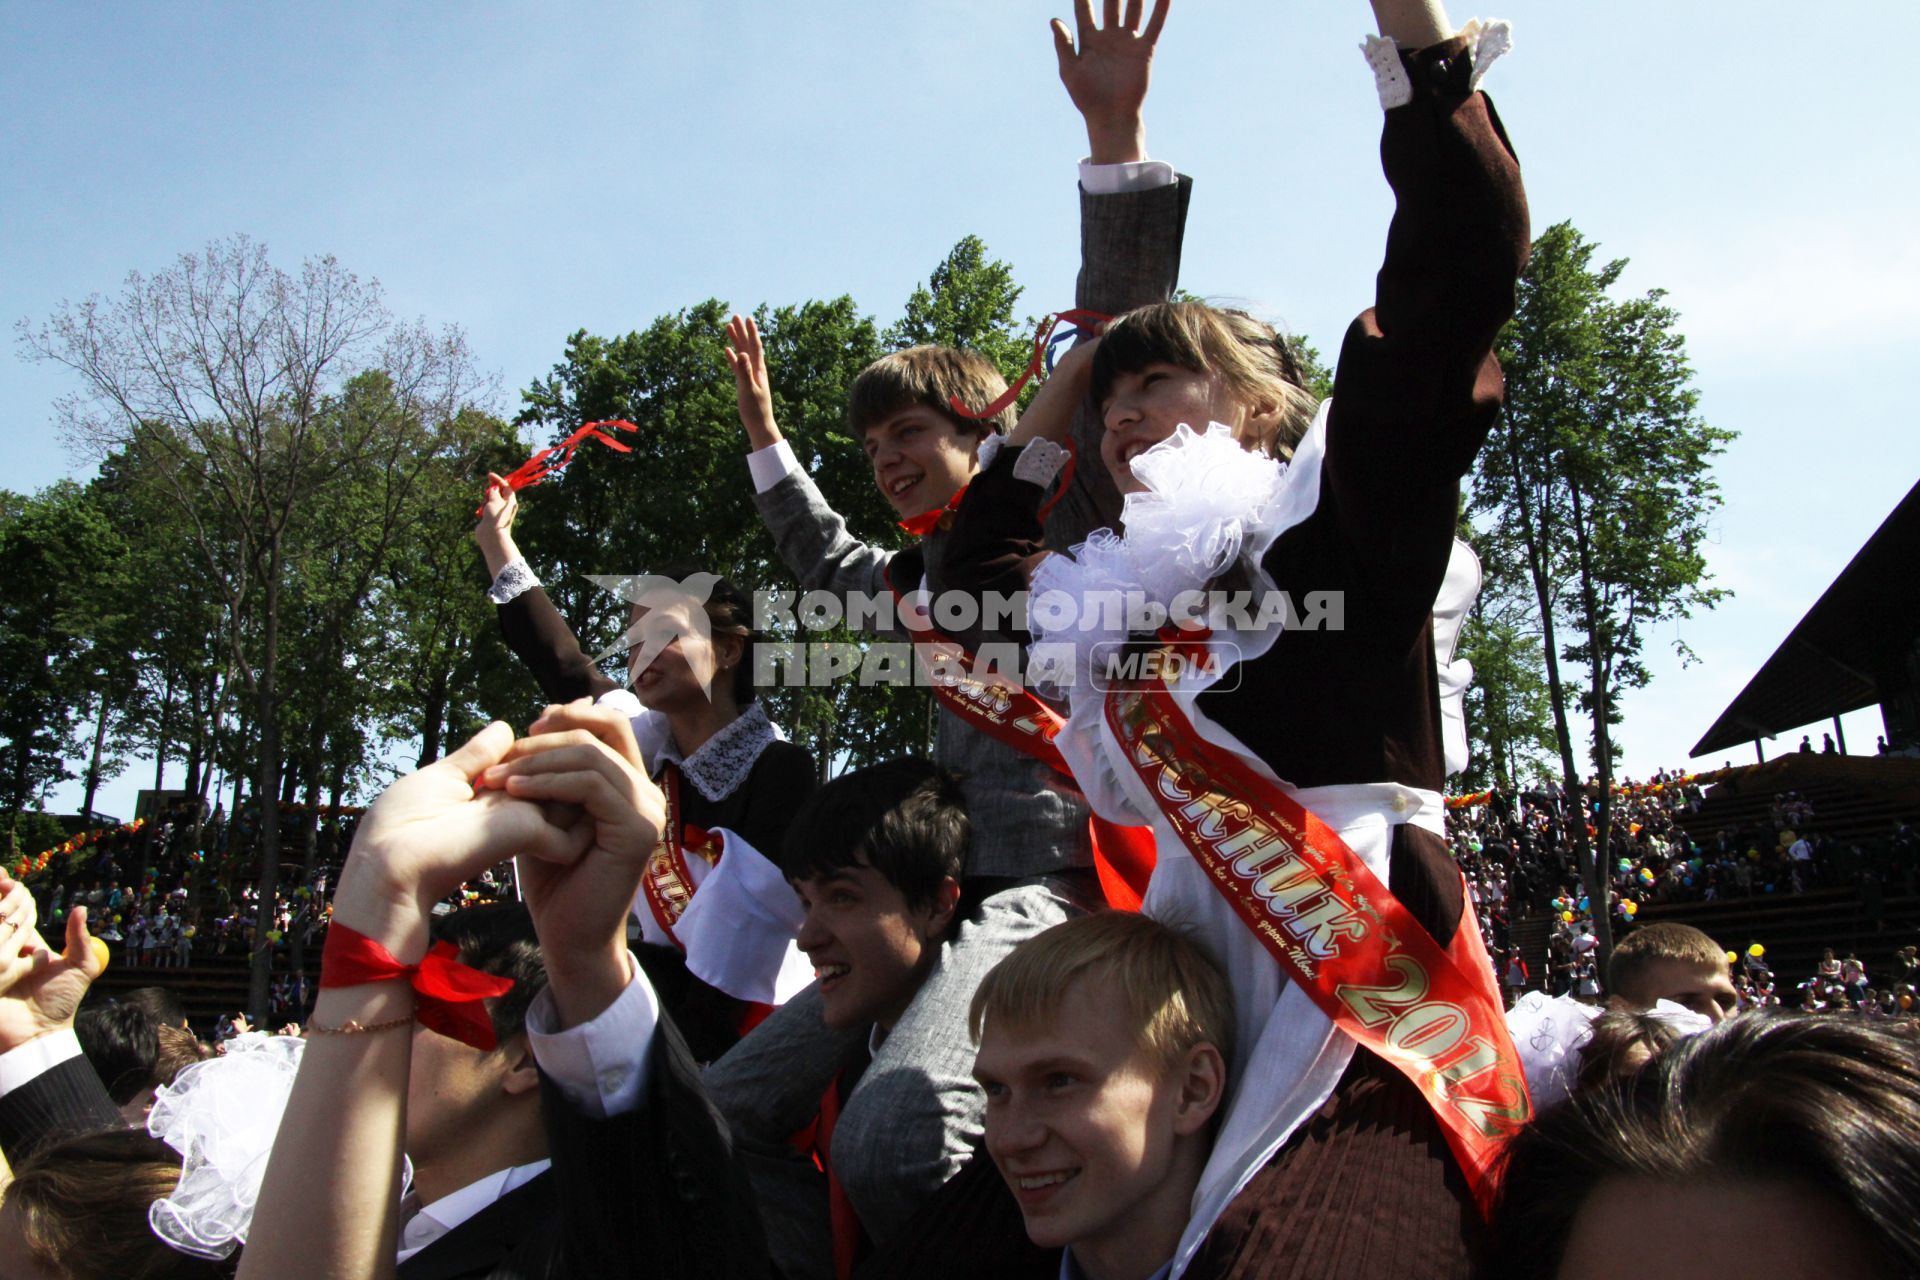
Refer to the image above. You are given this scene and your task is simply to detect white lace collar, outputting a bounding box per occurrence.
[650,700,785,802]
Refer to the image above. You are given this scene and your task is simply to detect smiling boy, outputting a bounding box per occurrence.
[971,913,1233,1280]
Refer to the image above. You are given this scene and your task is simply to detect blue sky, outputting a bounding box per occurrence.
[4,2,1915,818]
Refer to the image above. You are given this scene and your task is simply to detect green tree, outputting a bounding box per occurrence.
[0,483,126,833]
[20,235,491,1017]
[1471,221,1733,965]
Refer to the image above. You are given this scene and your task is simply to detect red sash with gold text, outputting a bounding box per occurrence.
[892,589,1156,911]
[640,764,725,949]
[1105,676,1530,1210]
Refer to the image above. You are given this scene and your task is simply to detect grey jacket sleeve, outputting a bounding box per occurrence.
[751,466,904,639]
[1045,175,1195,552]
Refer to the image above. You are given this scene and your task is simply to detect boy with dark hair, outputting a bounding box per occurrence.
[1608,921,1738,1024]
[708,5,1189,1260]
[749,759,971,1278]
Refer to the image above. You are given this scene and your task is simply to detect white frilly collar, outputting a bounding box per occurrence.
[632,700,785,802]
[1029,414,1317,699]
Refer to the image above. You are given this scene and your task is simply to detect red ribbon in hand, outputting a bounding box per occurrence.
[475,419,638,515]
[947,309,1112,422]
[320,923,515,1051]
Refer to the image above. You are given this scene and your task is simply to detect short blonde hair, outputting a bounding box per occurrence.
[1090,302,1319,461]
[848,345,1016,439]
[969,912,1235,1075]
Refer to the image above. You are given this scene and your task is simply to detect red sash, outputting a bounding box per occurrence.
[639,765,725,949]
[1104,676,1530,1211]
[889,578,1156,910]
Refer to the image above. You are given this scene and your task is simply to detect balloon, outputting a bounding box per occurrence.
[1623,900,1638,915]
[1617,859,1631,872]
[88,937,111,972]
[1725,951,1739,965]
[1562,911,1574,923]
[266,930,283,943]
[1682,876,1694,887]
[1748,944,1765,958]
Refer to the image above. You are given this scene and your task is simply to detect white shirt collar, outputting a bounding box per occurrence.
[395,1159,552,1263]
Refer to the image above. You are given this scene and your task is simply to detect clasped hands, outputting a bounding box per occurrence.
[330,701,662,1028]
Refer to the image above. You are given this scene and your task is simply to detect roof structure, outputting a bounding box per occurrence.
[1692,478,1920,757]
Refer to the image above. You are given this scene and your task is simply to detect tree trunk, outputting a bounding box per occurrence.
[81,688,111,824]
[417,664,448,768]
[1500,430,1612,967]
[248,549,286,1024]
[156,661,178,793]
[1566,480,1619,970]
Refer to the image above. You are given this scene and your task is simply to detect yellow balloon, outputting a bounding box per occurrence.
[1748,944,1765,958]
[87,936,111,973]
[1725,950,1739,965]
[1561,911,1574,923]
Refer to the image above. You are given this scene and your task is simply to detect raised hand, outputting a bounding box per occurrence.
[0,905,107,1054]
[724,314,785,451]
[1051,0,1170,164]
[1010,335,1103,446]
[330,721,583,964]
[472,471,522,579]
[479,703,666,1026]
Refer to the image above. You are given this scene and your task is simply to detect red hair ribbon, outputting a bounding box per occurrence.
[475,419,638,515]
[947,309,1112,422]
[320,923,515,1051]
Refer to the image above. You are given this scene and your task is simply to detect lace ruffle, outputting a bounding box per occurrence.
[660,700,785,802]
[485,557,540,606]
[1030,423,1288,696]
[1362,18,1512,110]
[146,1034,414,1259]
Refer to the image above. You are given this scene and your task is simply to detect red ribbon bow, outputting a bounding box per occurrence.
[474,419,638,515]
[320,923,516,1051]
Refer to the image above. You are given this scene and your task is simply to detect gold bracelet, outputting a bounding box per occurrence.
[304,1014,416,1036]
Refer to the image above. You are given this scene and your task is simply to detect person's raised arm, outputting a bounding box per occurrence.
[1370,0,1453,48]
[1048,0,1188,547]
[239,724,584,1280]
[1008,336,1101,448]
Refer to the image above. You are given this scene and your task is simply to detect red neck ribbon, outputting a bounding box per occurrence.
[474,419,638,515]
[320,923,515,1051]
[897,483,970,537]
[946,308,1112,422]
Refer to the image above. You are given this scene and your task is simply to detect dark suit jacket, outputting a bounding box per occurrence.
[397,1011,768,1280]
[0,1049,124,1164]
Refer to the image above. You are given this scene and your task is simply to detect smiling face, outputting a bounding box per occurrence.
[623,598,738,713]
[975,977,1221,1268]
[1097,363,1254,495]
[861,405,982,518]
[792,859,957,1032]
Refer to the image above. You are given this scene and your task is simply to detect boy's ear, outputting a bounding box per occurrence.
[1171,1042,1228,1138]
[925,876,963,938]
[499,1034,541,1100]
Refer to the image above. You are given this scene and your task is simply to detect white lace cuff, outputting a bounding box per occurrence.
[486,557,540,605]
[1463,19,1513,92]
[1362,18,1511,109]
[976,431,1005,473]
[1361,34,1413,109]
[1013,439,1070,489]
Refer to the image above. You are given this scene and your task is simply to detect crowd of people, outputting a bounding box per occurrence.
[3,5,1919,1280]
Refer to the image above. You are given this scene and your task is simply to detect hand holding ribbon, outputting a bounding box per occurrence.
[473,420,638,515]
